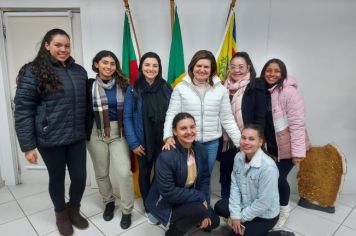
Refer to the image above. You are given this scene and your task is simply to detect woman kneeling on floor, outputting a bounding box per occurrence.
[214,124,280,236]
[145,112,220,236]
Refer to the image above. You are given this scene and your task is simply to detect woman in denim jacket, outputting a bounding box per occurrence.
[215,124,279,236]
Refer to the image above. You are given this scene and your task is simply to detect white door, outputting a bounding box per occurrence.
[3,11,86,184]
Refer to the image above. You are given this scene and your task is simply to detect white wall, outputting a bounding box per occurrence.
[0,0,355,193]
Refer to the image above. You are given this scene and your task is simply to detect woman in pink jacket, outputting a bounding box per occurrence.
[261,59,310,229]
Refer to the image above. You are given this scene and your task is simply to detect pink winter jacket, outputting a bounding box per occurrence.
[269,77,311,160]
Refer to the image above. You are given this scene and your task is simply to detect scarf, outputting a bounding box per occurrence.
[222,72,250,151]
[92,75,124,138]
[137,76,170,160]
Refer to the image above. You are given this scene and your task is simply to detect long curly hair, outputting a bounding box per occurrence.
[16,28,70,94]
[92,50,129,92]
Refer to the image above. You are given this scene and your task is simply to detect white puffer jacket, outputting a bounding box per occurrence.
[163,75,241,146]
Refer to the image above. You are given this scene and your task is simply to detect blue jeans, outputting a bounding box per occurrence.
[203,139,220,174]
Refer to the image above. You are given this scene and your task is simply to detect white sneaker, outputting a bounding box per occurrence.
[273,205,290,230]
[145,213,160,225]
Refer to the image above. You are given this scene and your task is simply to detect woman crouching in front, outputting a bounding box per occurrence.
[145,112,220,236]
[215,124,280,236]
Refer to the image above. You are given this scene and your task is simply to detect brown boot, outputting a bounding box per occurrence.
[55,208,73,236]
[67,204,89,229]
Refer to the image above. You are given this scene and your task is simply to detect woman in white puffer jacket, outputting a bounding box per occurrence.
[163,50,241,174]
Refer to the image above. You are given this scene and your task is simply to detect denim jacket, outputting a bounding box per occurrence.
[229,148,279,222]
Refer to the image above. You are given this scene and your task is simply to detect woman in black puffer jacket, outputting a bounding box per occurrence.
[14,28,88,236]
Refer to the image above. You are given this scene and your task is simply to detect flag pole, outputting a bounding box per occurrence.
[123,0,141,58]
[170,0,175,35]
[230,0,237,9]
[226,0,236,24]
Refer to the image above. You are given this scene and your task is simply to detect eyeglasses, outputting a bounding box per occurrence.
[229,64,247,72]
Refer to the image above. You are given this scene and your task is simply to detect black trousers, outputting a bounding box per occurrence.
[170,202,220,233]
[219,147,238,198]
[38,140,87,212]
[227,216,278,236]
[215,198,278,236]
[276,159,294,206]
[137,147,160,211]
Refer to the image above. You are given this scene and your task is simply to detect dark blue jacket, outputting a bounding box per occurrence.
[14,57,87,152]
[145,139,210,226]
[123,83,172,150]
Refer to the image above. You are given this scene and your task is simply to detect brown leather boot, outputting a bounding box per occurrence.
[67,204,89,229]
[55,208,73,236]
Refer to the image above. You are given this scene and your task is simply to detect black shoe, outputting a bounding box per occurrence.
[268,230,295,236]
[165,224,184,236]
[203,226,212,232]
[103,202,115,221]
[120,213,132,229]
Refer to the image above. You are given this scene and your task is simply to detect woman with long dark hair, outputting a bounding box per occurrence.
[123,52,172,222]
[14,28,88,236]
[86,50,134,229]
[261,58,310,229]
[145,112,220,236]
[218,51,266,199]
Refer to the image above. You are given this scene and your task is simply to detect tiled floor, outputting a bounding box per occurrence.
[0,184,355,236]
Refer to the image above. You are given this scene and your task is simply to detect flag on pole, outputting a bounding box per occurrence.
[167,6,185,88]
[215,9,237,81]
[122,10,140,84]
[121,9,141,197]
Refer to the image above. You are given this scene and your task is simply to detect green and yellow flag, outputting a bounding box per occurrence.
[216,9,237,82]
[167,6,185,88]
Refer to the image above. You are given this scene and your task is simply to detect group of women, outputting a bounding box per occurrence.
[14,28,308,236]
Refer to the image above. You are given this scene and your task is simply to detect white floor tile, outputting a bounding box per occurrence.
[119,222,165,236]
[27,207,56,235]
[17,191,53,215]
[285,207,339,236]
[83,186,100,197]
[333,225,356,236]
[0,217,37,236]
[210,194,221,207]
[2,183,354,236]
[44,220,104,236]
[89,209,146,236]
[65,185,99,199]
[0,186,14,205]
[133,197,145,215]
[211,162,221,198]
[334,225,356,236]
[289,194,300,210]
[79,192,104,218]
[338,194,356,208]
[343,208,356,230]
[296,203,352,224]
[0,201,25,224]
[8,183,47,199]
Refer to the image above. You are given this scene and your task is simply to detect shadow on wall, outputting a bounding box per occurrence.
[0,168,4,187]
